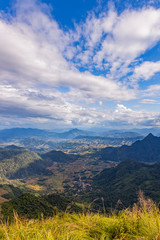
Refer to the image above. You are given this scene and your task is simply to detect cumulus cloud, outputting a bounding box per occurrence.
[72,7,160,80]
[113,104,160,126]
[133,61,160,81]
[142,84,160,97]
[0,84,111,126]
[0,0,160,128]
[0,2,136,101]
[0,81,159,128]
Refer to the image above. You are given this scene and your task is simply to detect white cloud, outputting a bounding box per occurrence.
[0,83,111,126]
[133,61,160,81]
[73,7,160,77]
[0,1,160,128]
[99,101,103,106]
[0,3,136,102]
[143,84,160,97]
[0,83,158,128]
[140,99,160,104]
[113,104,160,126]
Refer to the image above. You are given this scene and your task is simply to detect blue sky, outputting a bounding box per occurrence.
[0,0,160,129]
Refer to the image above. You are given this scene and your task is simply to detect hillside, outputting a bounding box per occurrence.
[0,147,79,179]
[1,193,54,220]
[0,184,23,204]
[11,150,79,179]
[41,150,77,163]
[0,148,41,179]
[1,192,82,220]
[13,150,78,178]
[0,147,82,194]
[85,159,160,209]
[0,147,86,197]
[97,133,160,163]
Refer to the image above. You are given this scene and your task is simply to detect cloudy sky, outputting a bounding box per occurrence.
[0,0,160,129]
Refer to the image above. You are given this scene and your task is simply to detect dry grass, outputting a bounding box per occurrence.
[0,192,160,239]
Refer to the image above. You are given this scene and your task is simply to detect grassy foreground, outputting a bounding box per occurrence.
[0,193,160,240]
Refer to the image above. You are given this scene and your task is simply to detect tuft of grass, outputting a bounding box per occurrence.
[1,193,160,239]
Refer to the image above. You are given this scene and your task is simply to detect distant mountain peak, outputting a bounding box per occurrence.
[143,133,156,140]
[98,131,160,163]
[147,132,154,137]
[69,128,81,133]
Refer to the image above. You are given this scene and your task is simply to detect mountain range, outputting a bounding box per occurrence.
[0,132,160,214]
[97,133,160,163]
[0,127,160,141]
[0,128,95,141]
[0,133,160,181]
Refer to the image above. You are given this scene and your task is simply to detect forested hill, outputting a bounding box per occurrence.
[0,148,78,179]
[97,133,160,162]
[1,192,82,220]
[41,150,77,163]
[86,159,160,209]
[0,148,41,178]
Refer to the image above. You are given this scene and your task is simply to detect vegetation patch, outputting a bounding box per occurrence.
[0,193,160,239]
